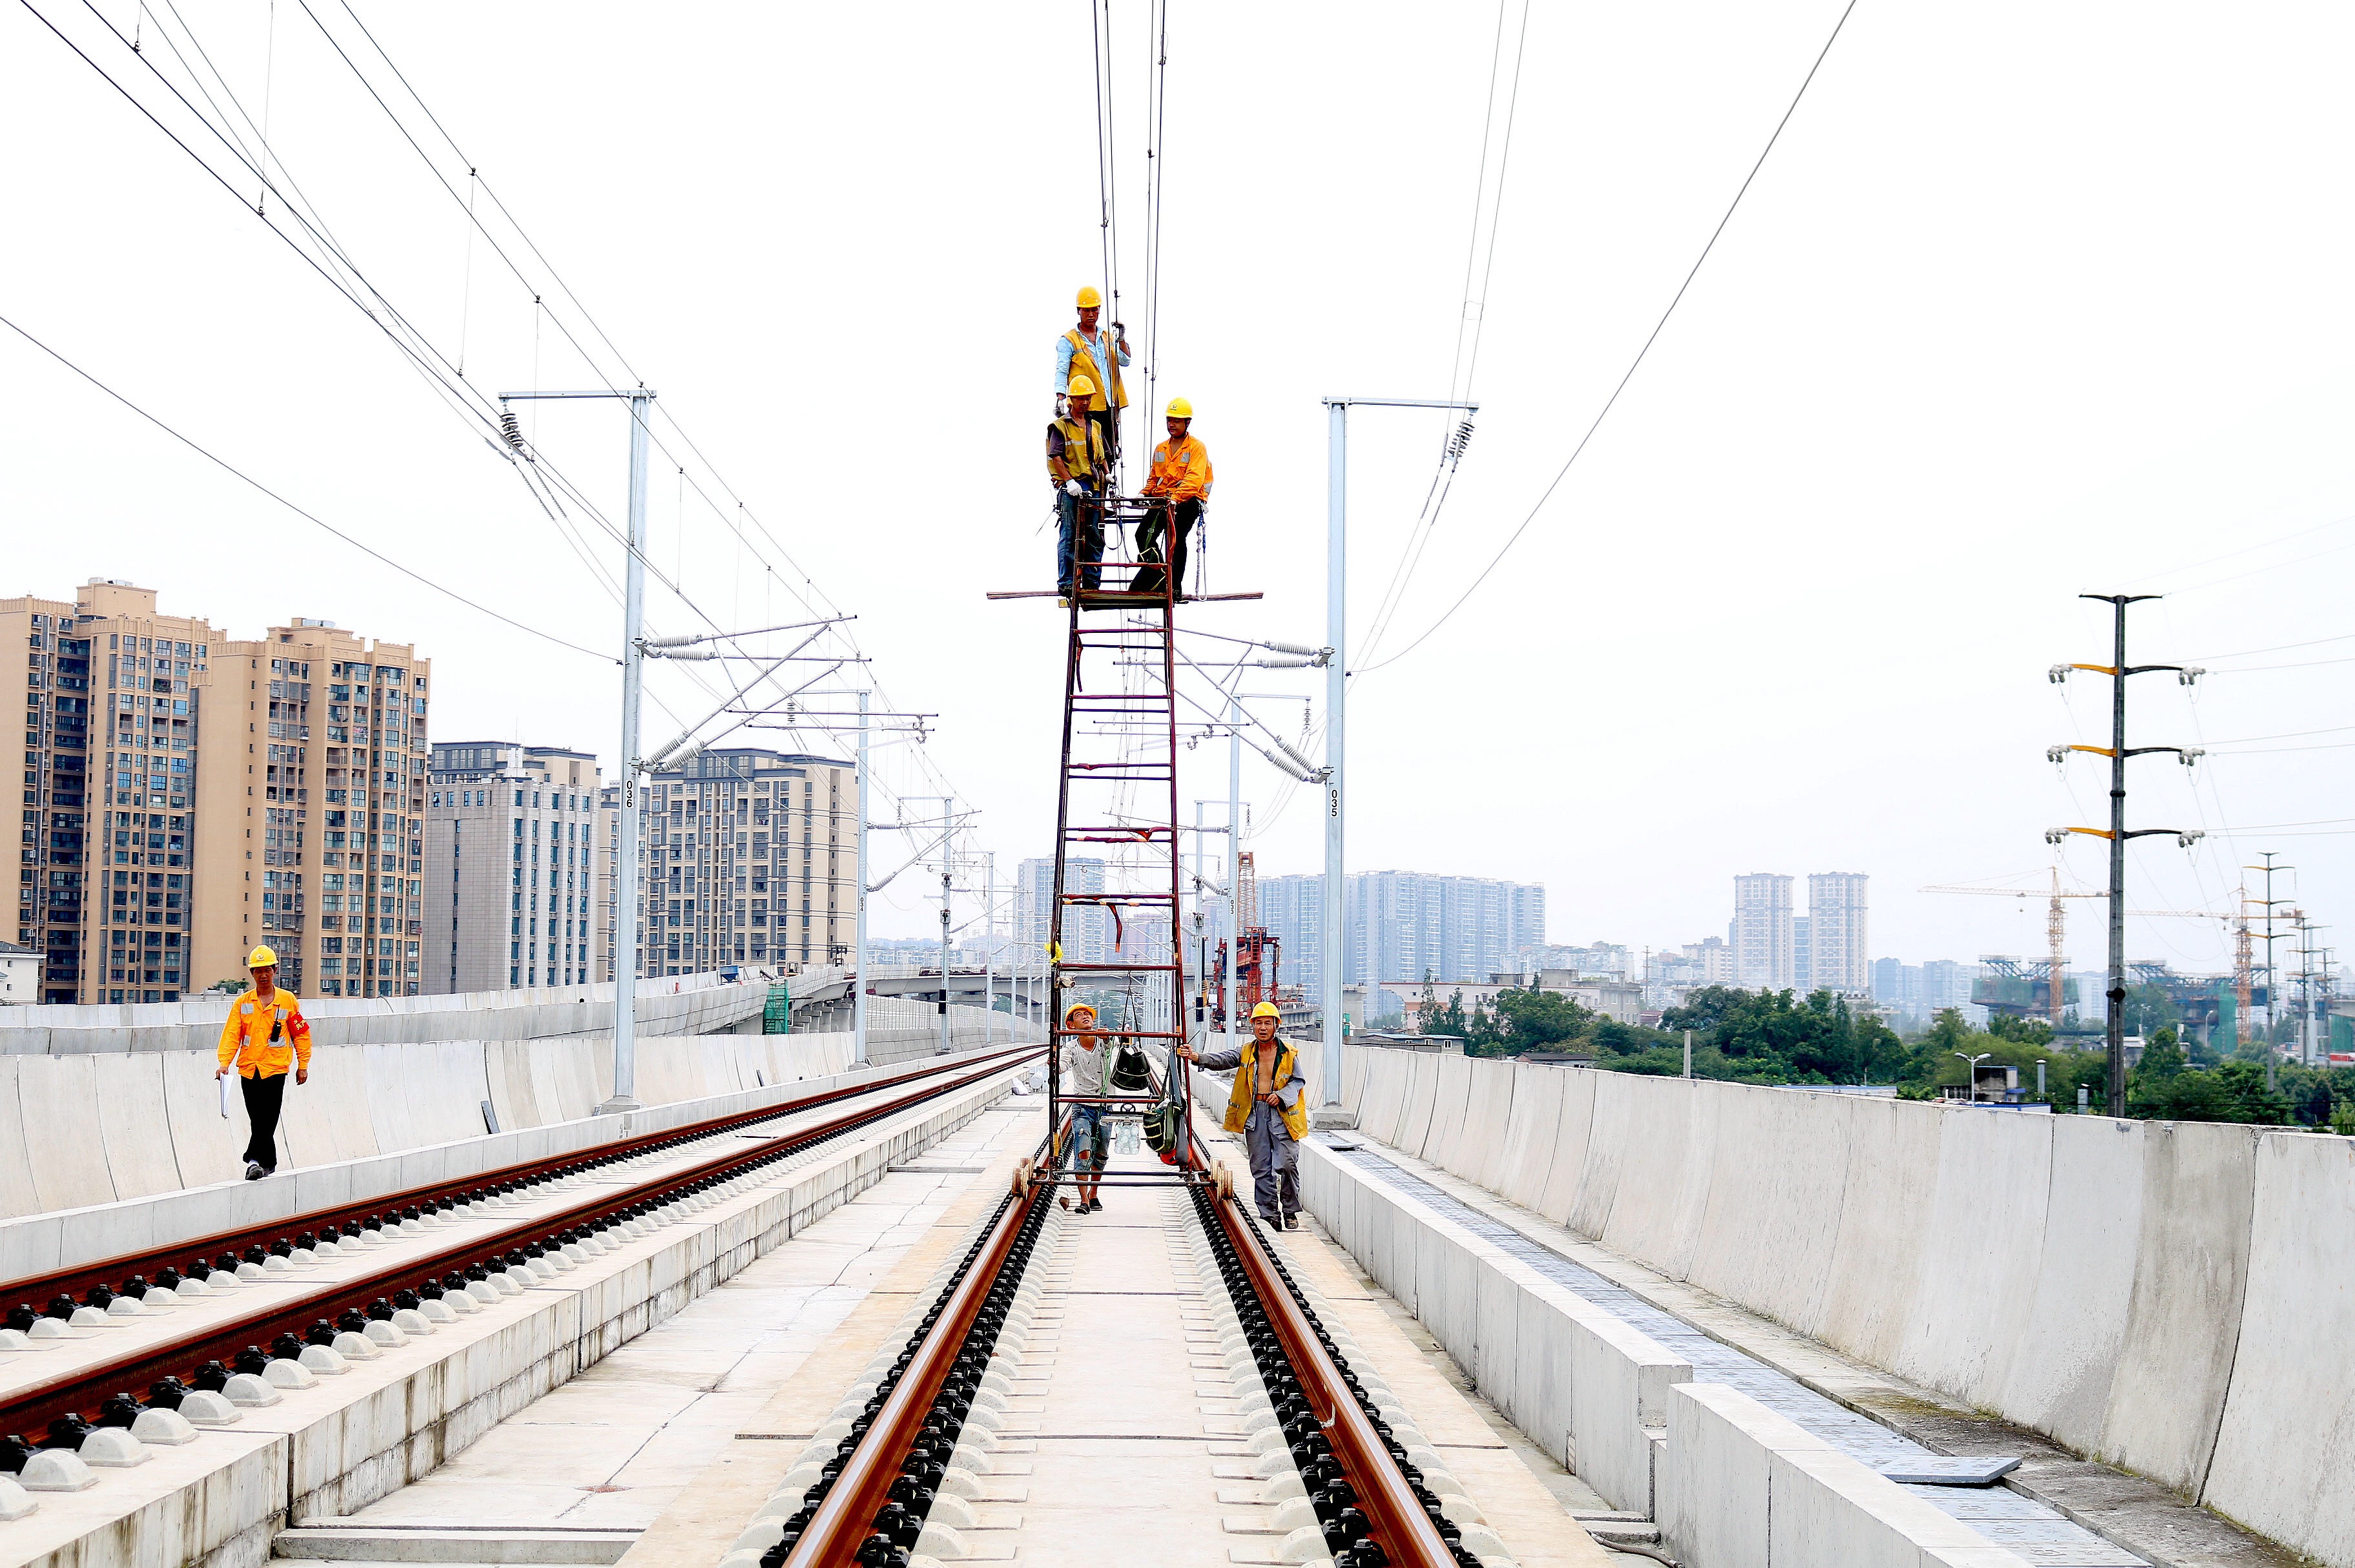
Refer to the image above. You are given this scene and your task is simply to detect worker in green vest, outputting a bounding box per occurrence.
[1048,375,1109,601]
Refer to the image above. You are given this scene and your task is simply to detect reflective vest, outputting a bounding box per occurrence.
[1220,1037,1308,1141]
[1062,329,1127,411]
[1047,417,1106,487]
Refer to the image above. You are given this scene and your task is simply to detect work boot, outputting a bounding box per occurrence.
[1088,1197,1103,1213]
[243,1161,264,1182]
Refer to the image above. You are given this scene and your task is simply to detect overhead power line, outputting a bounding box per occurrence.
[1357,0,1862,676]
[0,309,610,661]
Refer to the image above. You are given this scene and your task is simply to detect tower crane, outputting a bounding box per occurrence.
[1919,869,2230,1027]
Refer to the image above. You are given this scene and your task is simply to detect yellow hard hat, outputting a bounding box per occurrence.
[1076,285,1104,309]
[1066,375,1098,399]
[1166,397,1193,418]
[1250,1001,1281,1020]
[247,945,279,969]
[1065,1002,1098,1024]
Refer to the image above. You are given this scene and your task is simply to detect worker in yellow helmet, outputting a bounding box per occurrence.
[1047,375,1110,602]
[1178,1000,1306,1229]
[214,944,311,1181]
[1134,396,1213,601]
[1055,285,1129,466]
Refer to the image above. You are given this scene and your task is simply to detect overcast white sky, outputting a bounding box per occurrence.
[5,3,2352,975]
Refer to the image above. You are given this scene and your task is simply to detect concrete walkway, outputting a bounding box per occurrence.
[319,1107,1036,1553]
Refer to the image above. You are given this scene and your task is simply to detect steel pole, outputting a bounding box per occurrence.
[1322,401,1346,1113]
[601,390,653,1114]
[1228,688,1242,1058]
[984,851,996,1046]
[852,692,869,1066]
[2106,600,2128,1119]
[940,796,954,1058]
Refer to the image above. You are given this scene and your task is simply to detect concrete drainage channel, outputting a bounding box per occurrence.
[0,1061,1028,1568]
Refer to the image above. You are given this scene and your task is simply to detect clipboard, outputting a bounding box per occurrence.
[219,1072,233,1119]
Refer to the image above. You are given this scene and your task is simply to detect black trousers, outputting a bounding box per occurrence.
[239,1071,287,1171]
[1057,491,1104,594]
[1133,497,1200,599]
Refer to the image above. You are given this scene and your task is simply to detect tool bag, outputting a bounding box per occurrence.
[1142,1062,1186,1164]
[1109,1042,1154,1094]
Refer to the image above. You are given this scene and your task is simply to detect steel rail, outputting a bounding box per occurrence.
[781,1140,1046,1567]
[1206,1168,1458,1568]
[0,1049,1038,1440]
[1,1046,1036,1315]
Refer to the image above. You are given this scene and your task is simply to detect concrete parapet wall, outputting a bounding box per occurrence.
[0,1000,1033,1222]
[1336,1044,2355,1567]
[8,1068,1018,1568]
[0,969,759,1057]
[1301,1139,1691,1516]
[1660,1382,2031,1568]
[1301,1138,2030,1567]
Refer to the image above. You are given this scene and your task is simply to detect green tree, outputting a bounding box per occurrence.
[1987,1013,2055,1047]
[1420,986,1468,1042]
[1660,985,1748,1033]
[1485,987,1592,1055]
[2120,982,2177,1038]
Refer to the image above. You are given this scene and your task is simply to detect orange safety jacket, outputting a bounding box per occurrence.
[217,987,313,1079]
[1144,433,1213,502]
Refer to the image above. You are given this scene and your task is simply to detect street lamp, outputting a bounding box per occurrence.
[1953,1051,1991,1104]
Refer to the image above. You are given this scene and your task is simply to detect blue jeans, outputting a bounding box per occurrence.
[1057,491,1103,595]
[1065,1106,1111,1173]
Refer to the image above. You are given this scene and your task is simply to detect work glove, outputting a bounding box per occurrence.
[1064,480,1083,497]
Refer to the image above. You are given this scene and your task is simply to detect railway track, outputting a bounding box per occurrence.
[0,1044,1040,1465]
[761,1130,1493,1568]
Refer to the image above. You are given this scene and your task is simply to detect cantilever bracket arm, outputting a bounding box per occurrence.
[2045,826,2205,848]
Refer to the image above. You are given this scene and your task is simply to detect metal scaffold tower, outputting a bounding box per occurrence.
[991,501,1260,1191]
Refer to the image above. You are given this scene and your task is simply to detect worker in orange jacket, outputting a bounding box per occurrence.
[215,944,311,1181]
[1133,397,1212,600]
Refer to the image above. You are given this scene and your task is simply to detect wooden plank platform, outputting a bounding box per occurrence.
[984,590,1264,602]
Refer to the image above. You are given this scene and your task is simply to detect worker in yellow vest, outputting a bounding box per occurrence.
[1048,376,1110,601]
[1055,285,1129,466]
[1178,1001,1306,1230]
[1133,397,1213,601]
[214,944,311,1181]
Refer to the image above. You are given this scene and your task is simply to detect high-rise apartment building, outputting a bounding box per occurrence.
[189,621,431,998]
[1805,872,1870,993]
[1792,916,1812,993]
[637,748,855,976]
[1733,872,1795,991]
[7,581,429,1002]
[1016,855,1106,962]
[425,743,607,993]
[6,581,218,1002]
[1257,871,1545,996]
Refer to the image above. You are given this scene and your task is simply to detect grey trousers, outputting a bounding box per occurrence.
[1243,1102,1299,1224]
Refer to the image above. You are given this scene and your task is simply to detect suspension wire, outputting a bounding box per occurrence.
[0,310,608,660]
[39,0,977,823]
[326,0,846,639]
[296,0,956,785]
[36,0,918,781]
[1353,1,1527,672]
[1142,0,1169,453]
[1357,0,1862,678]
